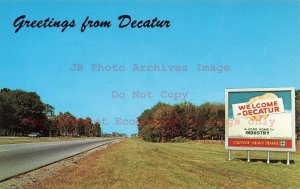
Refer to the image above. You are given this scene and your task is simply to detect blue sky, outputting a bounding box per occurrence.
[1,0,299,135]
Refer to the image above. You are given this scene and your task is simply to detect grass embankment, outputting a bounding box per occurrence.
[29,139,300,189]
[0,137,92,145]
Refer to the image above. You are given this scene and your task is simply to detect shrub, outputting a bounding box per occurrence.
[170,136,188,143]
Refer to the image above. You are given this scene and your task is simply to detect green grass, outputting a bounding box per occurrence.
[30,138,300,189]
[0,137,91,145]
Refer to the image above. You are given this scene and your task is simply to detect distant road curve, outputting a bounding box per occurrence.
[0,138,118,182]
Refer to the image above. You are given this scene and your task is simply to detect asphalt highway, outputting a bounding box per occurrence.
[0,138,117,181]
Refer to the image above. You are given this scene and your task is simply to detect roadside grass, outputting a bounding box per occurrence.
[28,138,300,189]
[0,137,98,145]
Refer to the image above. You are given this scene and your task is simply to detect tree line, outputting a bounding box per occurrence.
[138,90,300,142]
[102,132,127,138]
[0,88,101,137]
[138,102,225,142]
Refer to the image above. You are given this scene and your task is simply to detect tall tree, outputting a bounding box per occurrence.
[43,104,55,136]
[56,112,76,136]
[0,89,13,135]
[92,122,101,137]
[153,106,181,142]
[84,117,93,136]
[0,89,47,135]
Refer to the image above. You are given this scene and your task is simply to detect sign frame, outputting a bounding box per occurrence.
[225,87,296,152]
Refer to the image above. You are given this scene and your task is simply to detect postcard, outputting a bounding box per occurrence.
[0,1,299,188]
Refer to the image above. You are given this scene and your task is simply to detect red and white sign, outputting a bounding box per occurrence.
[232,98,284,118]
[225,88,296,152]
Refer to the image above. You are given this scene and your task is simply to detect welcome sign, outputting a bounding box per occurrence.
[225,88,296,152]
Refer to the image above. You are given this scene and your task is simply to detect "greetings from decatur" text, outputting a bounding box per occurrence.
[13,15,171,33]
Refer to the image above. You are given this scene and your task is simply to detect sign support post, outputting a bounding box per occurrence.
[287,152,290,165]
[228,150,231,161]
[267,151,270,164]
[247,150,250,162]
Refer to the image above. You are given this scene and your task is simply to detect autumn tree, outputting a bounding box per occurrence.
[55,112,77,136]
[138,102,171,142]
[174,102,198,140]
[84,117,93,136]
[153,106,181,142]
[92,122,101,137]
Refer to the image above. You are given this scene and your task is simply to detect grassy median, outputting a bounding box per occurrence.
[0,137,90,145]
[28,138,300,189]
